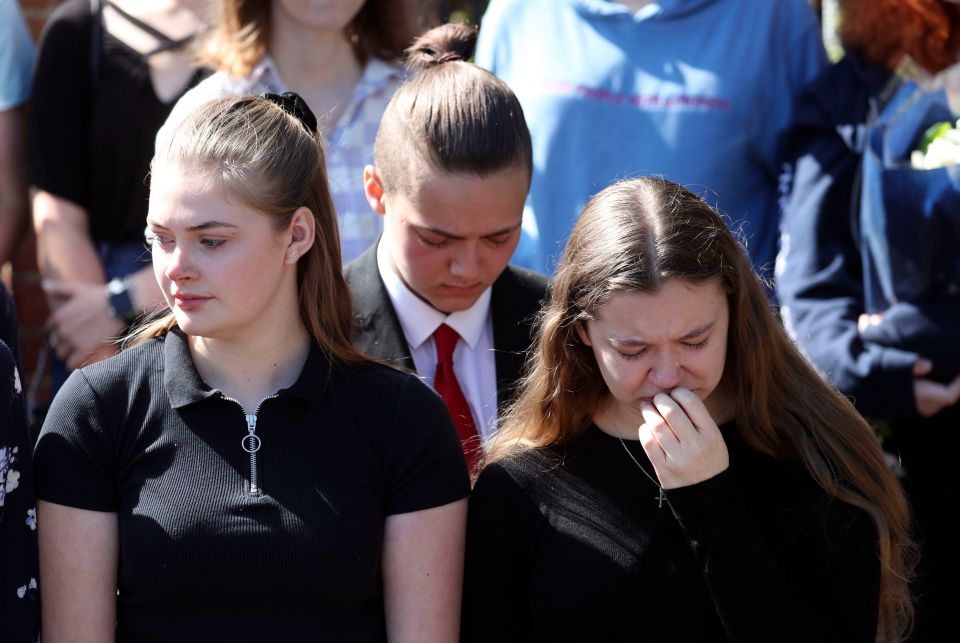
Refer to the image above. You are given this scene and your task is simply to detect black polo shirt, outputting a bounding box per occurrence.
[34,328,469,642]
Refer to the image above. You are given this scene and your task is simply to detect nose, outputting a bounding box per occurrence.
[448,241,480,282]
[161,245,196,283]
[648,352,682,390]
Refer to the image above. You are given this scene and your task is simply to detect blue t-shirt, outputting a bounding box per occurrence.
[0,0,35,110]
[476,0,826,278]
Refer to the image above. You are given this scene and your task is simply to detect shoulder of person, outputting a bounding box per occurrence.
[44,0,94,34]
[503,264,549,289]
[497,264,550,301]
[331,359,443,416]
[36,0,98,47]
[39,336,164,447]
[70,335,165,399]
[342,246,376,284]
[478,445,562,490]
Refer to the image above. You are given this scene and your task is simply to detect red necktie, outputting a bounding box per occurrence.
[433,323,482,472]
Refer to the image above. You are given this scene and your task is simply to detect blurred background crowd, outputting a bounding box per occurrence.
[2,1,959,641]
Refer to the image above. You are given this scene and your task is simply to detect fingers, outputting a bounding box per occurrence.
[640,399,683,453]
[940,374,960,409]
[636,388,730,489]
[914,377,960,417]
[913,358,933,377]
[669,387,720,435]
[41,279,77,300]
[638,421,666,466]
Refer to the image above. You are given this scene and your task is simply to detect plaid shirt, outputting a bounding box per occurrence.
[160,57,406,262]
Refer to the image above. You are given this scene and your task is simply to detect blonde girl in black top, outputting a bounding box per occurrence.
[34,93,469,642]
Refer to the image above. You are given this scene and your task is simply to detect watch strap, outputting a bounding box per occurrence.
[107,277,138,323]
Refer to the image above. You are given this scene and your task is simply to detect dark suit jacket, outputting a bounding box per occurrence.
[344,243,549,416]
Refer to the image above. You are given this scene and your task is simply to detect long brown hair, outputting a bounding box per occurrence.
[373,23,532,194]
[488,177,914,642]
[131,94,365,365]
[841,0,960,73]
[201,0,432,77]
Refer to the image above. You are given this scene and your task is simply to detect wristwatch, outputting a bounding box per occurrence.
[106,277,138,324]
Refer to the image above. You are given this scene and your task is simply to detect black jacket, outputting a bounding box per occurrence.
[344,243,549,417]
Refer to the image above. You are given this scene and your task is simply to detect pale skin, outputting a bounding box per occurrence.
[38,164,467,641]
[269,0,366,135]
[580,279,734,489]
[32,0,208,370]
[362,164,526,314]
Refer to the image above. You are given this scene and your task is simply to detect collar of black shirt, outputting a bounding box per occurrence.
[163,326,333,409]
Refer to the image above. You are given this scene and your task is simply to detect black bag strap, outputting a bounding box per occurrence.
[103,0,195,56]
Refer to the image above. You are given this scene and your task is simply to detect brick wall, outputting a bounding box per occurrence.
[20,0,60,39]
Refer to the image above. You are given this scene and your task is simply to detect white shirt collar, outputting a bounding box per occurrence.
[376,240,492,351]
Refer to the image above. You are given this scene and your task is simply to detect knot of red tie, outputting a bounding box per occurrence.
[433,323,460,366]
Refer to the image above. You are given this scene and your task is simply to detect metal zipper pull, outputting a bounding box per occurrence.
[241,413,262,496]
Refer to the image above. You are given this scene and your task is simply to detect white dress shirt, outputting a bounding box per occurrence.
[377,241,499,439]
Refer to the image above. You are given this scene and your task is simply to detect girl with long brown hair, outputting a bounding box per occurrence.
[463,177,914,642]
[33,93,469,642]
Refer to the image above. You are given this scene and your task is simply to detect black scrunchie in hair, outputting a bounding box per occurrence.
[264,91,318,134]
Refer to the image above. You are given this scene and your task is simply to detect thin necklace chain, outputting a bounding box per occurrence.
[610,413,667,508]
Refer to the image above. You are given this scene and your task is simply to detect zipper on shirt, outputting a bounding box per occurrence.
[222,394,278,497]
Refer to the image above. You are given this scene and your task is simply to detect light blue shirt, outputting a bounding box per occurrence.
[476,0,827,279]
[0,0,35,111]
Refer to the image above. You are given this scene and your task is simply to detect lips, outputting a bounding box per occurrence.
[172,293,212,310]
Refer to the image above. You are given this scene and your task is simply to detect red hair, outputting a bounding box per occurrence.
[841,0,960,73]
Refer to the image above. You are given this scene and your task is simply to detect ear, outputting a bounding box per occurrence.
[363,165,387,216]
[575,320,593,347]
[285,206,316,265]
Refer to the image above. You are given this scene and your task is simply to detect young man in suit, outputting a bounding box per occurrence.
[344,25,548,469]
[345,162,547,469]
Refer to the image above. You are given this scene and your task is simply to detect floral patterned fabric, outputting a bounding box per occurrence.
[0,285,39,642]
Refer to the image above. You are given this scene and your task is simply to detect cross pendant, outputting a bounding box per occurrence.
[656,488,666,508]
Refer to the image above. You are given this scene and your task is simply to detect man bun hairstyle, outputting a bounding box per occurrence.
[403,21,475,69]
[373,23,532,193]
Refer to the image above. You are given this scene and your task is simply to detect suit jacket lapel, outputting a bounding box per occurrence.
[345,244,415,372]
[491,268,536,415]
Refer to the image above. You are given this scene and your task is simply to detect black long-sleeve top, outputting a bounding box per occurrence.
[462,423,880,642]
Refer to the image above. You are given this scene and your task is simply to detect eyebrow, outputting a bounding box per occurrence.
[610,320,717,346]
[415,222,521,241]
[146,220,238,232]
